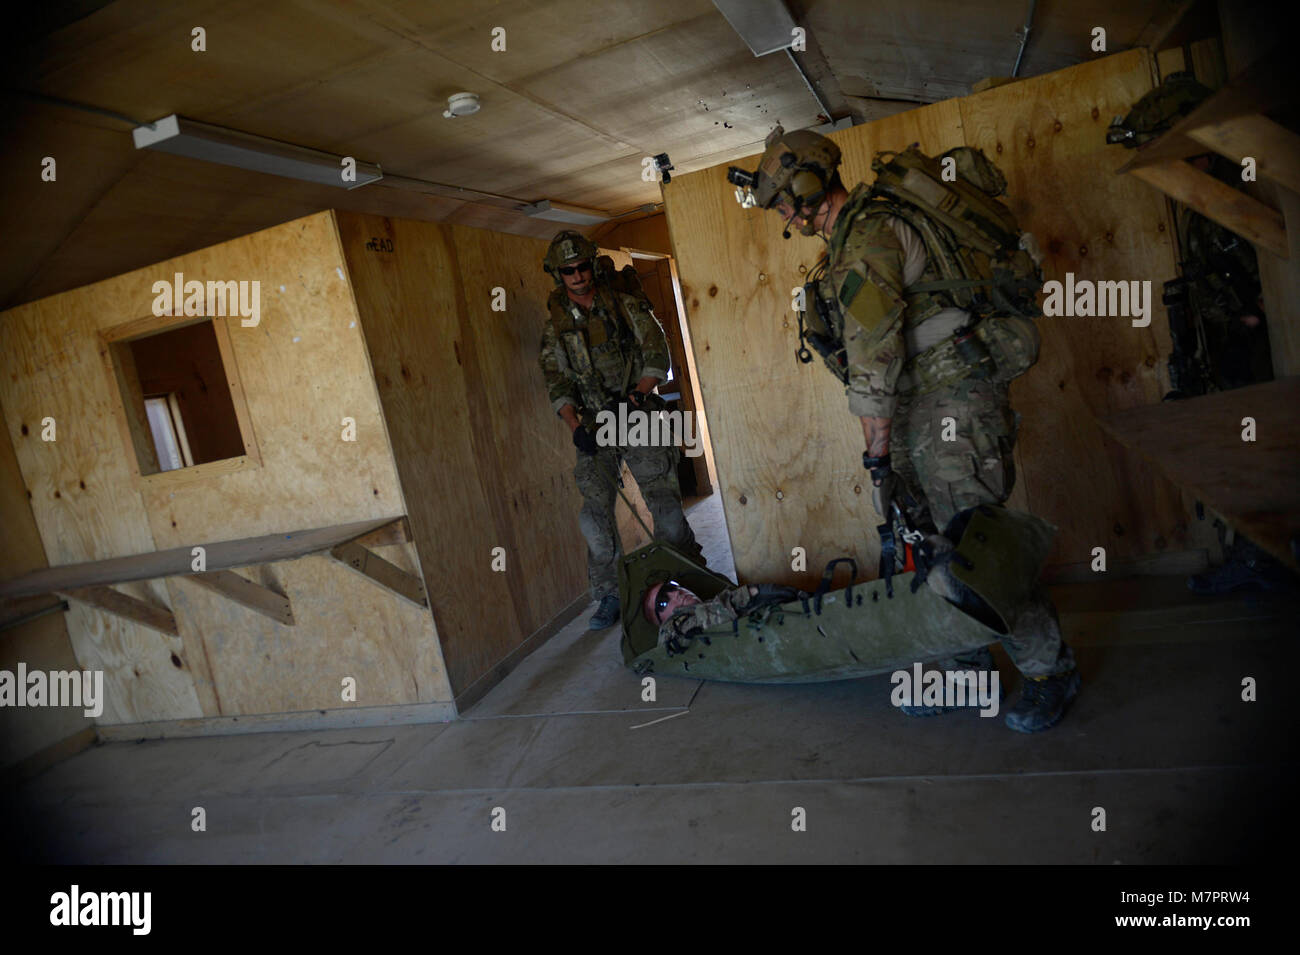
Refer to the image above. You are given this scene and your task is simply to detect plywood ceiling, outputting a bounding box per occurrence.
[1,0,1187,307]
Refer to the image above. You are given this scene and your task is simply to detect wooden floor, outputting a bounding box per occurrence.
[4,495,1296,864]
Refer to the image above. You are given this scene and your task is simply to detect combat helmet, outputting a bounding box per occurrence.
[1107,71,1213,148]
[727,125,841,233]
[542,230,599,285]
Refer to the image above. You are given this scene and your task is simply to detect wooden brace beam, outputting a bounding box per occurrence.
[1185,114,1300,197]
[0,595,69,632]
[59,586,179,636]
[186,570,295,626]
[329,541,428,609]
[1129,159,1288,258]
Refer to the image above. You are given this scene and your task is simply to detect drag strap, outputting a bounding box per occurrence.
[813,557,858,615]
[591,452,655,541]
[877,522,896,598]
[909,537,936,593]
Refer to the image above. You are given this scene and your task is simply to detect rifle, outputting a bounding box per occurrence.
[1162,277,1213,399]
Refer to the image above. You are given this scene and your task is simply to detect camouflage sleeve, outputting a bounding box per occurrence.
[839,216,908,419]
[657,586,756,645]
[537,321,580,413]
[618,292,671,383]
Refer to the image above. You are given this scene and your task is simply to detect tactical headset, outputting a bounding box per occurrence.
[778,150,833,210]
[777,152,834,237]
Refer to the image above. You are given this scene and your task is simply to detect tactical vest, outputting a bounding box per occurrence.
[799,146,1044,395]
[548,284,639,414]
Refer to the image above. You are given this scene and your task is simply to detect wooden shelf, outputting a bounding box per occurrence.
[0,516,406,600]
[1096,378,1300,572]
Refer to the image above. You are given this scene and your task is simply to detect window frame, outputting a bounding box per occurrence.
[100,312,261,488]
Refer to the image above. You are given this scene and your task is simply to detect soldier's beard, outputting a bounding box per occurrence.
[802,200,832,239]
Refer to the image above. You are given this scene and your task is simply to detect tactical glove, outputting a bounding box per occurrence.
[748,584,808,610]
[572,425,599,455]
[627,390,666,412]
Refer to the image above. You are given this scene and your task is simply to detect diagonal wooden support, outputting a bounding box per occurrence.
[1130,160,1288,258]
[329,541,428,609]
[1185,114,1300,197]
[344,516,412,550]
[186,570,295,626]
[59,586,179,636]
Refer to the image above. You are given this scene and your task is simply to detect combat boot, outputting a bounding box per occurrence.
[1004,668,1081,733]
[1188,541,1296,595]
[899,646,1002,717]
[589,594,621,630]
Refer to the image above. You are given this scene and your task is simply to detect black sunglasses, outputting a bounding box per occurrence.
[558,261,593,276]
[655,581,681,617]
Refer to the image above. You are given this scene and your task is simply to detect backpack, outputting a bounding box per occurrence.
[595,255,653,304]
[867,145,1043,320]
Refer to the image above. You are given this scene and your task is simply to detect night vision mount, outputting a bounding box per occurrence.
[727,165,759,208]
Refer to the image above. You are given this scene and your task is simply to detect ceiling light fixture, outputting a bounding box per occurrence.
[520,200,610,225]
[132,114,383,189]
[711,0,797,57]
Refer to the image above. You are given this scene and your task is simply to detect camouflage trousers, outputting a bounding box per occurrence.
[575,442,702,601]
[891,377,1074,678]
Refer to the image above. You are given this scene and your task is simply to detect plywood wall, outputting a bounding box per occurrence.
[338,213,599,700]
[665,50,1201,587]
[0,212,452,723]
[0,397,93,768]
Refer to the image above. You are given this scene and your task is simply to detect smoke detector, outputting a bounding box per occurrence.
[443,92,480,118]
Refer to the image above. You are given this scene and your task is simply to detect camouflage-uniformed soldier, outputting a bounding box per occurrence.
[728,128,1079,732]
[645,581,758,646]
[643,580,801,648]
[538,230,703,630]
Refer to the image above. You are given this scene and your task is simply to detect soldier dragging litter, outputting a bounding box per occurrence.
[537,230,704,630]
[726,127,1080,732]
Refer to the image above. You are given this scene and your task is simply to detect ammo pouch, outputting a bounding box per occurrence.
[797,276,850,384]
[905,314,1041,394]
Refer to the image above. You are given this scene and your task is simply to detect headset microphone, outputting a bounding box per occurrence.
[781,205,797,240]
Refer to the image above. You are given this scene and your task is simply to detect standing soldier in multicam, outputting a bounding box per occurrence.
[726,127,1080,732]
[537,230,704,630]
